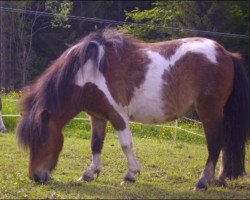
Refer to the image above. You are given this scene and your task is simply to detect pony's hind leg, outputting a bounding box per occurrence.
[195,100,224,190]
[80,116,107,181]
[215,149,228,187]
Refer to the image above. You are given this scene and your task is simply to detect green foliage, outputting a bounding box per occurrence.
[124,1,250,41]
[2,1,250,90]
[45,0,73,28]
[123,1,184,41]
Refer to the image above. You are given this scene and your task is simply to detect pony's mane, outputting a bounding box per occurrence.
[17,29,139,149]
[102,29,141,54]
[20,29,140,115]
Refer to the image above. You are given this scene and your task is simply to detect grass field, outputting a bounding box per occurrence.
[0,93,250,199]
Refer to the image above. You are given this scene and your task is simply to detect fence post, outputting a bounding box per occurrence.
[174,119,178,141]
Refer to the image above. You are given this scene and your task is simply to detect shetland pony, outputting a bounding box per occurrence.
[16,29,250,190]
[0,96,7,132]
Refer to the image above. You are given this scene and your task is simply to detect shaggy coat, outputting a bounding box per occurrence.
[16,29,250,190]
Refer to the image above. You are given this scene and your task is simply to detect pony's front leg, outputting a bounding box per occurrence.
[80,116,107,181]
[116,121,140,182]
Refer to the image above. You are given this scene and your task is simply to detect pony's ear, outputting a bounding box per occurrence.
[85,42,99,61]
[41,109,51,123]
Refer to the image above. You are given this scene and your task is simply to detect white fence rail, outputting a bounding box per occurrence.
[2,113,204,139]
[2,98,204,138]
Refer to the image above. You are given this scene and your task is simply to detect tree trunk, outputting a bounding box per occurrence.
[0,1,12,92]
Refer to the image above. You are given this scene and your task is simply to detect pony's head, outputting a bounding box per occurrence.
[17,101,62,183]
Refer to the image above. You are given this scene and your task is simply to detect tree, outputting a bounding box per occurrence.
[0,0,153,90]
[0,1,73,90]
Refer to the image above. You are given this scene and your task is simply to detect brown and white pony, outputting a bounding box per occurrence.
[16,29,250,190]
[0,96,7,132]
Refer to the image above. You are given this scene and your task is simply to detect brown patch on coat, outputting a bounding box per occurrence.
[102,39,150,106]
[82,83,126,130]
[161,39,234,120]
[150,40,183,59]
[90,116,107,154]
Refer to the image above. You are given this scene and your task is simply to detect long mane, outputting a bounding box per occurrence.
[21,29,138,114]
[16,31,100,149]
[21,34,94,114]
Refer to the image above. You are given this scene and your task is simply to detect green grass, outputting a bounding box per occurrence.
[1,134,250,199]
[0,93,250,199]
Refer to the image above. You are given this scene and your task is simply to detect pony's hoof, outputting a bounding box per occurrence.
[124,176,136,182]
[214,179,227,187]
[82,174,94,182]
[124,173,136,183]
[194,181,208,191]
[80,169,100,182]
[0,128,7,133]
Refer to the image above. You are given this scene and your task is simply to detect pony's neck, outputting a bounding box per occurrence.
[52,86,84,128]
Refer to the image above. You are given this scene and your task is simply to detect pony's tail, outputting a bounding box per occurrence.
[223,53,250,178]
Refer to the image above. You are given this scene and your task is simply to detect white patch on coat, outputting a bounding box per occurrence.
[170,39,217,65]
[88,41,105,69]
[117,122,140,172]
[128,50,169,124]
[82,153,101,180]
[74,51,124,115]
[97,44,105,68]
[90,153,101,171]
[199,160,215,184]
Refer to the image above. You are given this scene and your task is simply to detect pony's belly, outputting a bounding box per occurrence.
[128,102,176,124]
[129,111,166,124]
[128,105,184,124]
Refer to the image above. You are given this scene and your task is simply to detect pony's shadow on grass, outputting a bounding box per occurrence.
[45,180,176,199]
[44,179,250,199]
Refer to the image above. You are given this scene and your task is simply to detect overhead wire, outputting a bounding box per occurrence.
[1,6,250,39]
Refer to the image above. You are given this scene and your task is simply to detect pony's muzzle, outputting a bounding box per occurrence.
[30,171,51,183]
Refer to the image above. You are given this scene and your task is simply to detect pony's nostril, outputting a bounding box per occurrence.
[31,171,51,183]
[43,172,51,182]
[32,173,41,183]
